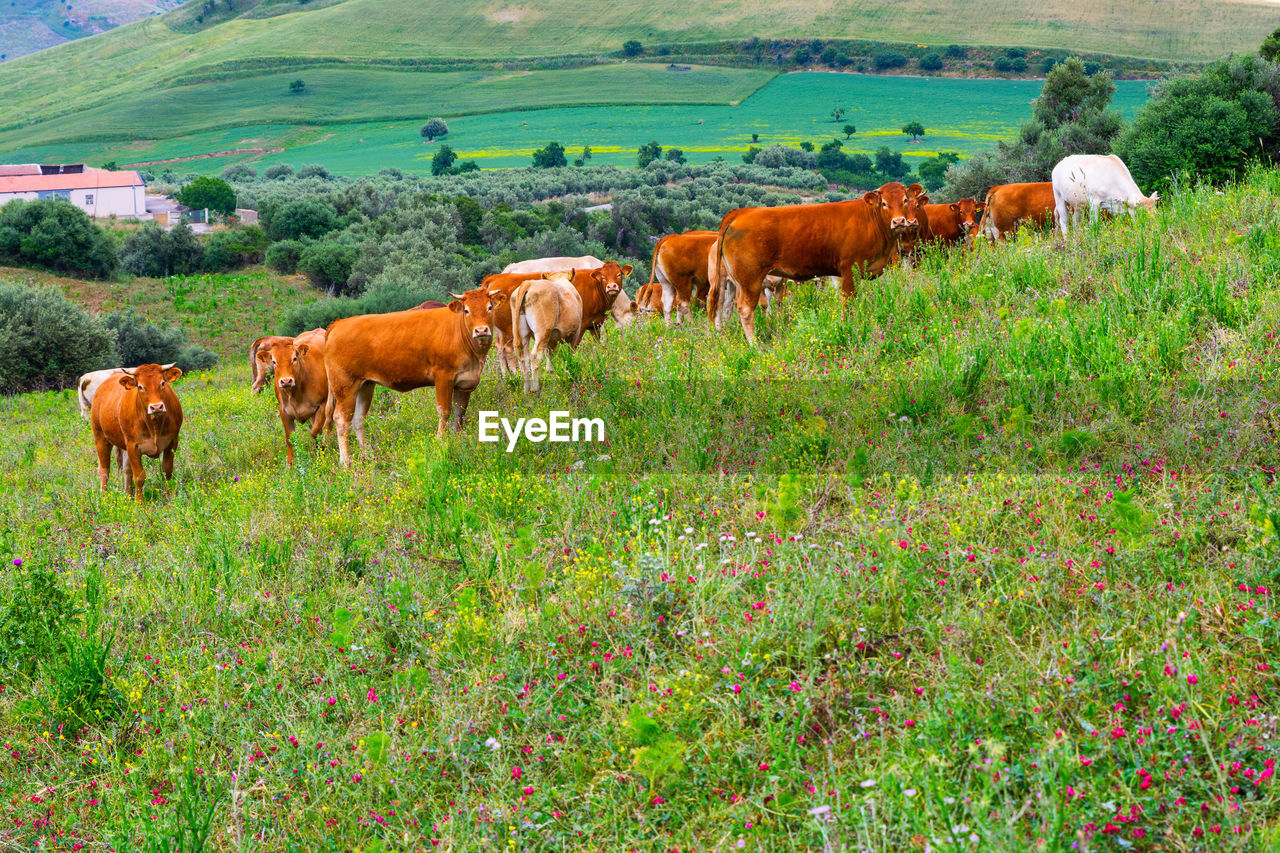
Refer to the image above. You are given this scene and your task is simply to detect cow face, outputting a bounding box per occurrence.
[874,182,929,235]
[592,261,633,305]
[950,198,985,234]
[256,340,308,392]
[448,288,503,347]
[119,363,181,418]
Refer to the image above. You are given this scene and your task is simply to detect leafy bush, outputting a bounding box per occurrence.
[420,117,449,140]
[0,199,118,279]
[265,238,307,274]
[279,295,365,335]
[105,310,218,372]
[262,199,340,241]
[919,53,943,71]
[264,164,295,180]
[1114,54,1280,194]
[176,176,236,215]
[298,241,359,293]
[0,281,118,392]
[221,164,256,181]
[532,142,568,169]
[119,223,205,278]
[872,51,908,71]
[202,225,269,272]
[296,164,331,180]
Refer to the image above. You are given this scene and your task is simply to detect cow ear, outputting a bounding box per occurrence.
[949,203,960,212]
[163,366,183,382]
[916,194,930,206]
[256,349,273,363]
[621,264,634,276]
[861,191,880,204]
[489,291,507,305]
[906,183,925,196]
[118,374,139,390]
[448,300,464,313]
[592,270,606,284]
[542,272,554,279]
[294,343,310,359]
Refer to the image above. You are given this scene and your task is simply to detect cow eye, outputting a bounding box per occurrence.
[464,306,470,314]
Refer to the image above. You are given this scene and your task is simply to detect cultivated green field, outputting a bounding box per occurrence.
[0,174,1277,847]
[0,72,1151,174]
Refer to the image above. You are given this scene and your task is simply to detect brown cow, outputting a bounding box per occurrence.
[921,199,985,244]
[634,281,664,316]
[90,363,184,499]
[510,270,583,393]
[250,334,294,394]
[415,300,447,310]
[254,328,330,465]
[709,182,928,342]
[979,182,1056,241]
[573,261,631,341]
[647,230,719,324]
[478,272,537,378]
[323,288,504,466]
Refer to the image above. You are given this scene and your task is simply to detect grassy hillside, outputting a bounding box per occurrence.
[0,0,178,60]
[0,72,1152,175]
[0,174,1277,847]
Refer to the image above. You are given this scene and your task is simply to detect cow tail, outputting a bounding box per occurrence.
[647,237,664,289]
[249,338,262,394]
[511,284,529,363]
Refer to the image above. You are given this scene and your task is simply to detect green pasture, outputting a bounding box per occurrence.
[0,174,1278,847]
[2,72,1151,175]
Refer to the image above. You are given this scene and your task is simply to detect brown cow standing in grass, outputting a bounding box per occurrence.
[572,261,630,341]
[979,182,1057,241]
[254,328,330,465]
[510,270,584,393]
[647,229,719,324]
[91,363,184,499]
[921,199,985,244]
[323,288,504,466]
[709,182,928,343]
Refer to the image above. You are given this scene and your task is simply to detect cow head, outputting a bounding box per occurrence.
[120,363,180,419]
[1139,192,1159,213]
[591,261,633,305]
[256,339,310,392]
[448,288,505,349]
[950,198,985,234]
[872,182,929,235]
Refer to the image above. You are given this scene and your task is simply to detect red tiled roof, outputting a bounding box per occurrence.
[0,169,145,194]
[0,164,42,176]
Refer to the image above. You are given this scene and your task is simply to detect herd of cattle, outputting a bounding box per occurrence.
[76,153,1158,495]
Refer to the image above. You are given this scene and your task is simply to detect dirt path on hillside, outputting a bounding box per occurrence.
[124,147,284,167]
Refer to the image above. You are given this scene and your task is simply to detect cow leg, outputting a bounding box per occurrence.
[281,410,297,465]
[330,385,357,467]
[451,386,473,432]
[434,376,456,437]
[353,384,375,451]
[840,265,857,300]
[660,282,676,326]
[734,278,764,345]
[126,444,145,499]
[161,448,175,483]
[94,435,112,492]
[309,401,328,444]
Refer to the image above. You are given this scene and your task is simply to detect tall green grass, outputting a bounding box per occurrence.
[0,174,1277,848]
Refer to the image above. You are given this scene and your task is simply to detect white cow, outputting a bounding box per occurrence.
[1052,154,1158,235]
[510,271,584,393]
[502,255,605,276]
[77,364,174,418]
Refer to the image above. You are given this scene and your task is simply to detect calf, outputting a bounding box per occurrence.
[255,328,330,465]
[90,363,184,498]
[979,182,1057,241]
[921,199,985,244]
[510,270,583,393]
[323,288,504,466]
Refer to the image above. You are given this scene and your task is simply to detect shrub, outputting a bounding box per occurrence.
[532,142,568,169]
[664,148,686,164]
[622,40,643,57]
[0,199,118,279]
[637,141,663,168]
[1114,54,1280,194]
[265,239,306,274]
[175,176,236,215]
[105,310,218,372]
[919,53,944,71]
[296,164,331,180]
[945,44,966,58]
[0,280,118,392]
[119,223,205,278]
[420,118,449,140]
[201,225,269,272]
[263,164,295,181]
[221,164,256,181]
[297,241,358,293]
[279,295,365,336]
[432,145,458,176]
[262,199,339,241]
[872,51,908,71]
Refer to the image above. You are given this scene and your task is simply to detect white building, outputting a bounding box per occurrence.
[0,163,147,218]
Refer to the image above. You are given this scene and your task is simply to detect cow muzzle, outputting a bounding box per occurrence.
[891,216,909,230]
[472,325,492,339]
[278,376,296,388]
[147,402,167,415]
